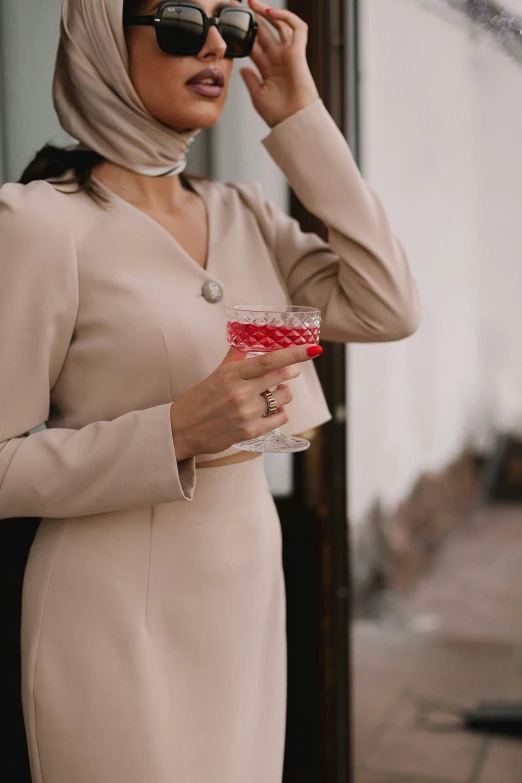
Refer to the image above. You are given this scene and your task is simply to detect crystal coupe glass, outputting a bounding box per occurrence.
[226,305,321,453]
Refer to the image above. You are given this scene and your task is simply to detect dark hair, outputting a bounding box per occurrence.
[19,0,144,205]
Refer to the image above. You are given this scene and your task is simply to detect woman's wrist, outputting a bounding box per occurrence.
[265,94,320,130]
[170,402,194,462]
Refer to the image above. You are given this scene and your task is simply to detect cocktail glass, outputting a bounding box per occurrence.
[226,305,321,453]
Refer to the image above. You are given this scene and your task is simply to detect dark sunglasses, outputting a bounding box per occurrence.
[124,1,258,58]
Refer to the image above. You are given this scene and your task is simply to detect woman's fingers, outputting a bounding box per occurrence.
[260,13,295,46]
[269,18,295,46]
[256,407,289,436]
[251,8,294,48]
[259,383,293,415]
[239,384,293,424]
[239,64,264,99]
[254,15,279,49]
[248,21,278,80]
[248,39,271,77]
[248,0,308,47]
[238,345,322,381]
[171,343,320,460]
[250,0,308,32]
[252,363,301,394]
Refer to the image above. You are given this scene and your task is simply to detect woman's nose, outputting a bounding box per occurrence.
[198,23,228,59]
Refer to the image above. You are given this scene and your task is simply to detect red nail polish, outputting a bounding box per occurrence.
[307,346,323,357]
[266,8,273,12]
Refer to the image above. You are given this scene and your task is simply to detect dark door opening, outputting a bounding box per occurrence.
[278,2,359,782]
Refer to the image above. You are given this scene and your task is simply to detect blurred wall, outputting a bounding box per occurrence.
[0,0,71,182]
[348,0,522,526]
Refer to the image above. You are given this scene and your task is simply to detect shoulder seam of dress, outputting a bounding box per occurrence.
[47,182,81,335]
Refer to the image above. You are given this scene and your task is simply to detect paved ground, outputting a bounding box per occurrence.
[353,505,522,783]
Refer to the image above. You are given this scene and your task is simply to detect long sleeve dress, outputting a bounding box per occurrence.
[0,99,420,783]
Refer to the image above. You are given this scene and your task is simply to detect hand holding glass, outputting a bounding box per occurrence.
[226,305,322,453]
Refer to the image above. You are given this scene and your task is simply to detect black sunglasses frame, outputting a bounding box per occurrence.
[124,1,259,58]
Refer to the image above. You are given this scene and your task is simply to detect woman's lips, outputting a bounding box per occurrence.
[185,83,223,98]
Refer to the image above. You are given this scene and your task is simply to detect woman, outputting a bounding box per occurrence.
[0,0,420,781]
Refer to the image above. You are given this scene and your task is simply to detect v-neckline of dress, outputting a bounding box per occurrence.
[92,173,213,276]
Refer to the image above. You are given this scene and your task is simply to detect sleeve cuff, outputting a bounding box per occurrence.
[261,99,362,220]
[262,98,326,138]
[138,403,196,504]
[262,98,352,168]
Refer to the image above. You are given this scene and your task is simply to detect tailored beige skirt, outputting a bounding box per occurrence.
[21,457,286,783]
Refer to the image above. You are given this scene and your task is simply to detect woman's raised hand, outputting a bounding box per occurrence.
[240,0,320,129]
[169,344,322,461]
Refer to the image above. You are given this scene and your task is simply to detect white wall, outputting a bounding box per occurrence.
[474,43,522,439]
[349,0,522,526]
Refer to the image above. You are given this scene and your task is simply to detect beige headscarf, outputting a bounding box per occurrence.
[53,0,200,176]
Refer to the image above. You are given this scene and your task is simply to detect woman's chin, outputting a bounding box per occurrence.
[166,105,225,133]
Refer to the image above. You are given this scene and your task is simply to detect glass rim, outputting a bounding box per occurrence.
[226,305,321,315]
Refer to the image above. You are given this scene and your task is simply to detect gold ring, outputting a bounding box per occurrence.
[261,390,278,416]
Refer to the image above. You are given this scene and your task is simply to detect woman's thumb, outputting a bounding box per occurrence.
[240,67,262,100]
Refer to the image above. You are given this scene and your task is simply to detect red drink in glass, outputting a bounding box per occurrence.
[226,321,321,353]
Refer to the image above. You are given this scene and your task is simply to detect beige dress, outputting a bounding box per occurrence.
[0,100,420,783]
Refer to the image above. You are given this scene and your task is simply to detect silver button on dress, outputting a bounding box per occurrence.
[202,280,223,303]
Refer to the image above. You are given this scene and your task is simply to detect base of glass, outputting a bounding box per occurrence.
[233,428,310,454]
